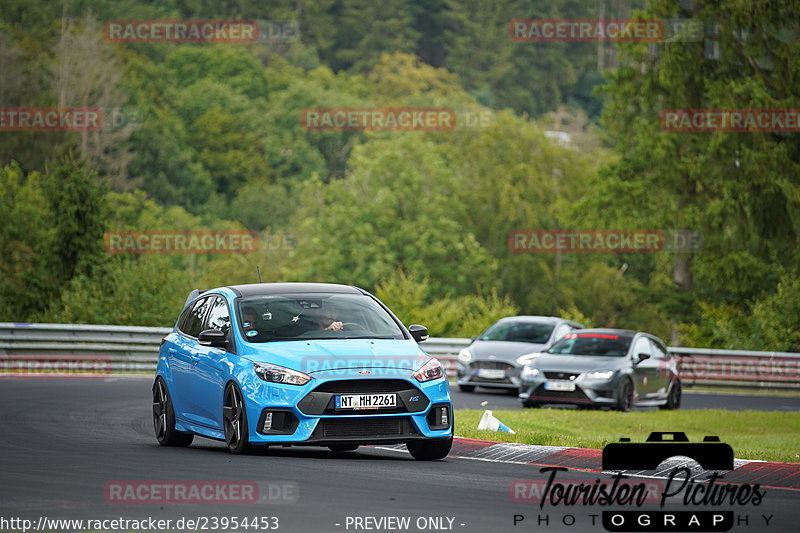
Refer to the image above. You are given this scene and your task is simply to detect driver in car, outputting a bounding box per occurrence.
[319,308,343,331]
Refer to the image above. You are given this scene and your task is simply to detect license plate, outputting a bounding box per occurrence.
[335,393,396,410]
[544,380,576,392]
[477,368,506,380]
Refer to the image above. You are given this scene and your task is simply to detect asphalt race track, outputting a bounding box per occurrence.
[449,387,800,411]
[0,377,798,533]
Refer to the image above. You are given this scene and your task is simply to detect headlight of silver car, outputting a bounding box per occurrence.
[585,370,614,380]
[254,362,312,386]
[520,366,540,379]
[457,348,472,363]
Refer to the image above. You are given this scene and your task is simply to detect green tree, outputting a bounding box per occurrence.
[0,162,55,319]
[41,158,108,283]
[583,0,800,344]
[375,270,518,337]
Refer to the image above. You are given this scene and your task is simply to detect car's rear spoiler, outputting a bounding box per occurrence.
[183,289,208,308]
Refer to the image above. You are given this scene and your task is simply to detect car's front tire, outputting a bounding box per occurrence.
[223,383,257,454]
[152,378,194,447]
[406,437,452,461]
[615,378,634,412]
[458,385,476,393]
[521,400,542,408]
[659,379,682,410]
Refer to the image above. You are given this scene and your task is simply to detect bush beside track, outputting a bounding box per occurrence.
[455,409,800,463]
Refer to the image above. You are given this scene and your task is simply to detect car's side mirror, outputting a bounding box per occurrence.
[408,324,429,343]
[636,352,651,363]
[198,329,228,348]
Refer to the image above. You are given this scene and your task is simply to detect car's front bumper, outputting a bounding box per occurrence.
[518,373,619,406]
[456,360,521,389]
[241,371,453,445]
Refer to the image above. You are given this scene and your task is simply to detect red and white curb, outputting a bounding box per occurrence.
[375,437,800,491]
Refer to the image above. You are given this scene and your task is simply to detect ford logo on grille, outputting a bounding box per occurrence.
[358,370,371,375]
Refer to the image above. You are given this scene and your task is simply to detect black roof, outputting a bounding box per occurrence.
[575,328,639,336]
[226,282,366,298]
[497,315,582,325]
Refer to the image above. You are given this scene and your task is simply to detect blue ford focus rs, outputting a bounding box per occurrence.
[153,283,453,459]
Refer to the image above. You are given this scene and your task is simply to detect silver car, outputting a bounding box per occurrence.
[518,329,681,411]
[456,316,584,393]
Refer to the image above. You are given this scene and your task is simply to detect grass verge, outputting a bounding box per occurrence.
[455,409,800,463]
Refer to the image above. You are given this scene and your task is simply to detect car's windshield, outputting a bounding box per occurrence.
[237,293,405,342]
[480,321,554,343]
[547,333,632,356]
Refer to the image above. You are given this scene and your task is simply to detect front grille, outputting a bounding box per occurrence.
[470,376,513,384]
[468,360,515,384]
[321,417,402,437]
[543,371,580,380]
[470,360,514,371]
[298,379,428,416]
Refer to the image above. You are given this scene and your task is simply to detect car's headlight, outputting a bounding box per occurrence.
[457,348,472,363]
[521,366,540,379]
[413,358,445,382]
[585,370,614,380]
[254,362,312,386]
[516,352,542,366]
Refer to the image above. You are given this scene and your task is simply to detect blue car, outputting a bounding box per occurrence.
[152,282,453,459]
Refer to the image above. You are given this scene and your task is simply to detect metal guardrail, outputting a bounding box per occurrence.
[1,323,798,388]
[0,322,170,373]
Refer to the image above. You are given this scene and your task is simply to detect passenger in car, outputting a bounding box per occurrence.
[242,308,258,332]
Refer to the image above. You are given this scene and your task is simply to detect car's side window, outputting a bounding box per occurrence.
[553,323,572,341]
[649,339,668,359]
[182,297,212,338]
[632,337,652,358]
[204,296,231,338]
[177,305,194,333]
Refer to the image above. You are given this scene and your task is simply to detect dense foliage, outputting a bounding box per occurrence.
[0,0,797,349]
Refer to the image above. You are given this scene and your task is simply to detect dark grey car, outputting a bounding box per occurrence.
[456,316,584,393]
[518,329,681,411]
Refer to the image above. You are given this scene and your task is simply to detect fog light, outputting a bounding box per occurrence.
[257,409,298,435]
[262,412,273,432]
[427,404,450,430]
